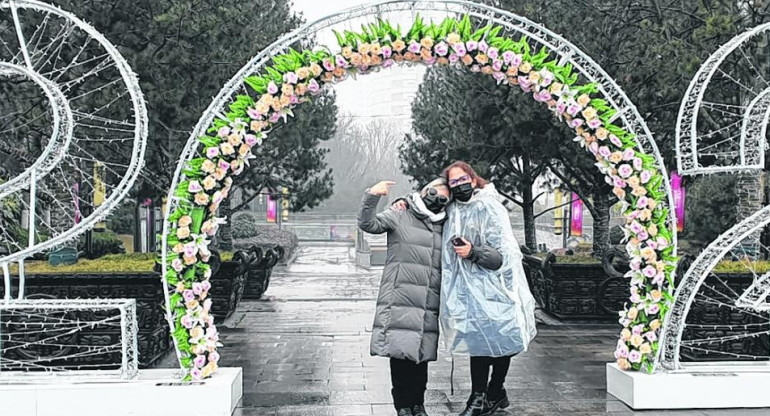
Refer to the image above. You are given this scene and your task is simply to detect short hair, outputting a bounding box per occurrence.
[421,177,450,197]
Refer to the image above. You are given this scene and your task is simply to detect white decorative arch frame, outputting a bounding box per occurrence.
[663,22,770,372]
[675,22,770,175]
[0,0,148,299]
[160,0,678,380]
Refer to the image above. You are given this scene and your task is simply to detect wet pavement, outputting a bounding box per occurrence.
[166,244,764,415]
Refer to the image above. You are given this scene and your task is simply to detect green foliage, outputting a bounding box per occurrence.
[78,231,126,258]
[230,212,262,239]
[107,200,137,235]
[13,252,233,274]
[681,174,740,249]
[47,0,307,201]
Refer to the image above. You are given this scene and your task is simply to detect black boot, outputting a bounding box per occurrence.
[411,404,429,416]
[397,408,414,416]
[486,388,510,414]
[459,392,488,416]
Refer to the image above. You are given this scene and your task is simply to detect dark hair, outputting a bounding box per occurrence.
[442,161,488,188]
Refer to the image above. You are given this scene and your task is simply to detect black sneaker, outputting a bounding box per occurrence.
[411,404,429,416]
[459,392,488,416]
[397,408,414,416]
[485,389,510,414]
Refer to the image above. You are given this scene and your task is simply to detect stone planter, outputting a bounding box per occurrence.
[1,272,169,368]
[523,248,630,321]
[242,245,283,299]
[207,249,249,323]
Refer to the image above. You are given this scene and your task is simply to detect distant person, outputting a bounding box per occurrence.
[358,178,451,416]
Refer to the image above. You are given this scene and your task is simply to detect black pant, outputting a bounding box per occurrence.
[470,355,514,396]
[390,358,428,410]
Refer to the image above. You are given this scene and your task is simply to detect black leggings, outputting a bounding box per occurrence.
[390,358,428,409]
[470,355,513,394]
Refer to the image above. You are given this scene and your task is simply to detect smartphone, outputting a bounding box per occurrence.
[452,237,467,247]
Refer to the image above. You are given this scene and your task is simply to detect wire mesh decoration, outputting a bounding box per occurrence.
[0,298,139,381]
[661,22,770,372]
[675,22,770,175]
[160,0,678,377]
[0,0,148,299]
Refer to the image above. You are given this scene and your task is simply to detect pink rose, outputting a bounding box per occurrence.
[642,265,657,278]
[434,41,449,56]
[267,81,278,95]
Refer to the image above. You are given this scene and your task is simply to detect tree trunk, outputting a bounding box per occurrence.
[735,172,763,259]
[591,191,612,259]
[217,195,235,251]
[520,155,538,250]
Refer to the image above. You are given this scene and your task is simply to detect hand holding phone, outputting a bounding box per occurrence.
[452,236,472,258]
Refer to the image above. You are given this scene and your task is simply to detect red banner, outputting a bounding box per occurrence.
[266,194,277,223]
[671,171,685,232]
[570,193,583,237]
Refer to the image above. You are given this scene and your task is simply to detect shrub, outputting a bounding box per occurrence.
[78,231,125,258]
[231,211,262,239]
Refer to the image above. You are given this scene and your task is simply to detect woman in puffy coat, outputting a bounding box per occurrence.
[441,161,537,416]
[357,178,451,416]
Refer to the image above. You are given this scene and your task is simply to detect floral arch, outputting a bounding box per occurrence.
[159,0,678,380]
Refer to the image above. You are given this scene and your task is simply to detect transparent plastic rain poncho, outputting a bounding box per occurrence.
[440,184,538,357]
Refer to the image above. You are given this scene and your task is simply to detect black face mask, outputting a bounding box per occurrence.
[451,182,474,202]
[422,188,449,214]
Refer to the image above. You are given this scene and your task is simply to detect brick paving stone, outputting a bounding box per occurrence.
[155,244,761,415]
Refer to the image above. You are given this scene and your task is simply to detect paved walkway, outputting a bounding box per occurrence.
[180,244,763,415]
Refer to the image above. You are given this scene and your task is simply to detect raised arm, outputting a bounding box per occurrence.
[357,181,400,235]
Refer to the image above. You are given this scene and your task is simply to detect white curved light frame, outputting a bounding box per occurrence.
[675,22,770,175]
[664,22,770,372]
[0,62,73,201]
[160,0,678,372]
[0,0,148,292]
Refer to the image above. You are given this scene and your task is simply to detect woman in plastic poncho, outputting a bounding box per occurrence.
[442,161,537,416]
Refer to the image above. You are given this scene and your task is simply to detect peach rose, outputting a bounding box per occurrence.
[177,226,190,239]
[296,67,310,80]
[577,94,591,107]
[194,192,209,206]
[420,37,434,49]
[446,33,461,44]
[202,159,216,174]
[649,319,661,331]
[178,215,193,227]
[309,63,322,77]
[392,39,406,52]
[202,175,217,191]
[519,61,532,73]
